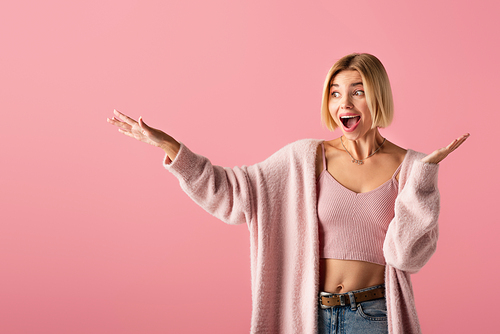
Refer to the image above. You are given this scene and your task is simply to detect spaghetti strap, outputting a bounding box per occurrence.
[392,162,403,179]
[321,142,327,172]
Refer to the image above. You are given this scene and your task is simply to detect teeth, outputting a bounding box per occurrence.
[341,115,358,119]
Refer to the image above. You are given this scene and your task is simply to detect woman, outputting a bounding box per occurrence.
[107,53,468,334]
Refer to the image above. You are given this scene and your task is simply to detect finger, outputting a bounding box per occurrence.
[118,128,131,136]
[451,134,469,151]
[114,116,132,129]
[139,117,159,139]
[138,116,147,128]
[446,139,463,154]
[118,128,141,140]
[107,117,123,128]
[107,116,123,126]
[114,109,138,126]
[138,117,152,136]
[448,133,470,153]
[454,134,469,147]
[108,117,132,131]
[459,133,470,143]
[446,138,459,151]
[138,116,153,131]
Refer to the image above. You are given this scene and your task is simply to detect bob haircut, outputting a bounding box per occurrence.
[321,53,394,131]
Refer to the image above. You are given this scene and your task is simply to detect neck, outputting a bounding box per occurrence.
[341,128,384,160]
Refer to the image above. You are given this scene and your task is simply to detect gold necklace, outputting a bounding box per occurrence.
[340,137,386,165]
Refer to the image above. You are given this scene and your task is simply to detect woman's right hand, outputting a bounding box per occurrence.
[107,109,180,161]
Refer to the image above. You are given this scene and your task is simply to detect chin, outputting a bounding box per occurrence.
[342,127,376,140]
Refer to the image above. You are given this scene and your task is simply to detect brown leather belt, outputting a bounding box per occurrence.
[320,287,385,309]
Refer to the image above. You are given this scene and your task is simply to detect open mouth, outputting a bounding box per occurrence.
[341,115,360,129]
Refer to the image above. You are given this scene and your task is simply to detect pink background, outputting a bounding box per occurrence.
[1,0,498,333]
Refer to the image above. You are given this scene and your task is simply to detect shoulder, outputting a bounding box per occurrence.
[401,149,427,172]
[321,137,344,161]
[267,139,323,161]
[405,149,426,161]
[254,139,323,175]
[281,138,323,154]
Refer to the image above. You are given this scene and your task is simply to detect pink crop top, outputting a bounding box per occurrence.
[317,142,402,266]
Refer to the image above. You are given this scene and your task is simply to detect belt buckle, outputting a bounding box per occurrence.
[319,292,333,310]
[339,294,346,306]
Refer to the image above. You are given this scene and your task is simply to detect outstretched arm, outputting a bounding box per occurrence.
[107,109,181,162]
[421,133,470,164]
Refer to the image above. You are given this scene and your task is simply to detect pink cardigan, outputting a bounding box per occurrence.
[164,139,439,334]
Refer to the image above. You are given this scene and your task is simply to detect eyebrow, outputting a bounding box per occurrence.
[330,82,364,88]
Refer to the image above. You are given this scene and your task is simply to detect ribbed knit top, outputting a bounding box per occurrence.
[317,142,402,265]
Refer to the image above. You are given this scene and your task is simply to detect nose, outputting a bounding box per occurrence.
[340,95,353,109]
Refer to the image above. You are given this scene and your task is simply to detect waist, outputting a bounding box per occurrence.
[320,259,385,294]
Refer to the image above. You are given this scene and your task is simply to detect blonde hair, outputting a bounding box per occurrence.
[321,53,394,131]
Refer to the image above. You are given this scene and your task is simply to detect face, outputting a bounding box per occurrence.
[329,70,374,140]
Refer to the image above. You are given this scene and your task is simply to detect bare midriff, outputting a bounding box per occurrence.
[320,259,385,294]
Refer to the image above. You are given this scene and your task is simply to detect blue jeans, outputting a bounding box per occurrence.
[318,285,388,334]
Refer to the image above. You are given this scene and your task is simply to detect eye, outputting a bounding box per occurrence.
[353,90,365,96]
[331,91,340,98]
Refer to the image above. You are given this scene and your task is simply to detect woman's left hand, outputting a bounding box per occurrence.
[421,133,470,164]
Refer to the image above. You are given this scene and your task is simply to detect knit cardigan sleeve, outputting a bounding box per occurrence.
[162,142,255,225]
[162,141,308,226]
[383,149,440,273]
